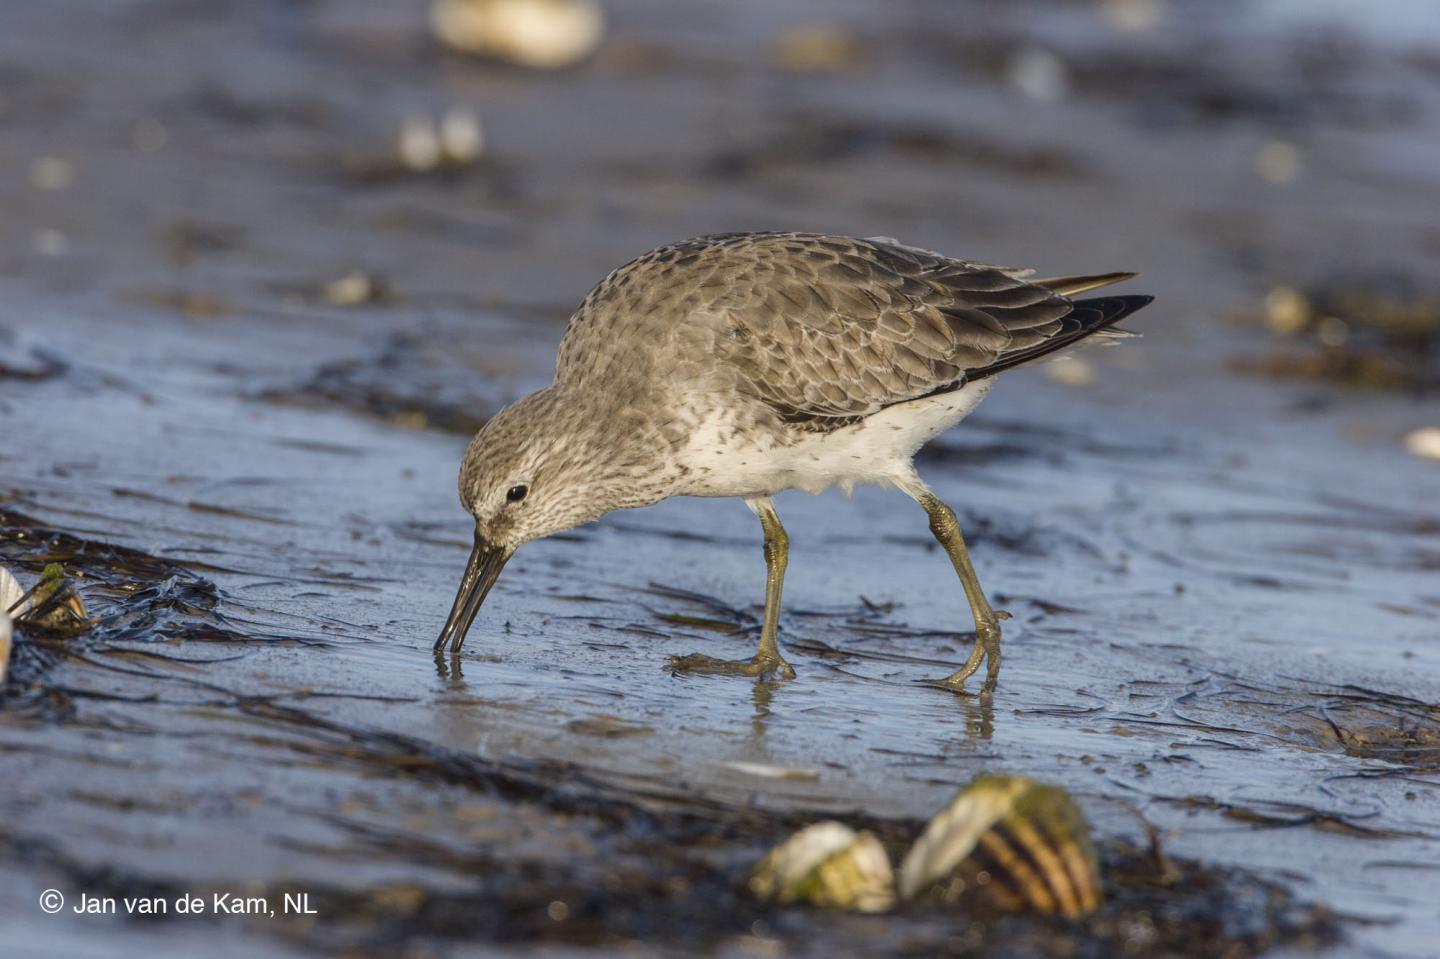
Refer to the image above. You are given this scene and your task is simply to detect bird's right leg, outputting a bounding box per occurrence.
[667,497,797,681]
[909,487,1010,695]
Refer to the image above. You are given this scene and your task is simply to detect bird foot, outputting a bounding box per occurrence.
[916,673,998,697]
[668,651,797,681]
[917,618,1002,695]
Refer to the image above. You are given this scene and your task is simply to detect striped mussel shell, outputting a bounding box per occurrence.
[750,821,895,913]
[898,773,1101,917]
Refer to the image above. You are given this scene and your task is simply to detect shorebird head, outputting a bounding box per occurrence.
[436,388,610,651]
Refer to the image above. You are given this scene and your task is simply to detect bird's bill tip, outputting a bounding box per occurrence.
[434,533,512,653]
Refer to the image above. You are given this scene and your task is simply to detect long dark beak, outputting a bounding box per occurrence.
[435,532,512,653]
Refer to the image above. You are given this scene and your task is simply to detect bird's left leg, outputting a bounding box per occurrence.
[668,497,797,681]
[904,480,1011,694]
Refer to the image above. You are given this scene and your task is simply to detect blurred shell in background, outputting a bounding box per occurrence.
[1404,427,1440,461]
[772,24,865,73]
[431,0,604,69]
[898,773,1102,917]
[750,821,895,913]
[398,109,484,173]
[323,271,389,307]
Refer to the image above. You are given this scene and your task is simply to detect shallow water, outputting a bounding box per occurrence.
[2,1,1439,956]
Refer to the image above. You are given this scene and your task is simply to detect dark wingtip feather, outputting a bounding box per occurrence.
[1109,294,1154,312]
[1079,294,1154,320]
[968,293,1154,380]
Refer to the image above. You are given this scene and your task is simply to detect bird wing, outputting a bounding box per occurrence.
[708,234,1120,424]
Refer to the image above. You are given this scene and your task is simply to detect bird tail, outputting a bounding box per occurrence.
[969,294,1154,380]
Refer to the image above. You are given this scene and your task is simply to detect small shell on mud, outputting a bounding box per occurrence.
[898,773,1102,917]
[750,821,895,913]
[431,0,604,69]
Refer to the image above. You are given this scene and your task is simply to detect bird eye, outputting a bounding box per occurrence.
[506,485,528,503]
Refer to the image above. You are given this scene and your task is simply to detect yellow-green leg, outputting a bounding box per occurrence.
[668,497,797,681]
[915,491,1010,694]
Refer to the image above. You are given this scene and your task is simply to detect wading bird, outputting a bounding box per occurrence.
[437,233,1150,693]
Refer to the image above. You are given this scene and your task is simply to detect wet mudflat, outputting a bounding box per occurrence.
[2,1,1439,955]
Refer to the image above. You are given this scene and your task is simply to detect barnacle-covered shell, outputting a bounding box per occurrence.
[751,821,895,913]
[898,773,1101,917]
[20,564,90,634]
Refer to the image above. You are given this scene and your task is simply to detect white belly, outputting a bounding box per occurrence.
[678,381,992,497]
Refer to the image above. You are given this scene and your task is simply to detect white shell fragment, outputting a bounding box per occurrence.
[0,566,26,617]
[399,115,444,172]
[722,760,820,781]
[1008,47,1069,102]
[431,0,604,69]
[899,773,1102,917]
[1404,428,1440,461]
[1265,285,1310,334]
[440,108,485,163]
[0,611,11,685]
[398,110,486,173]
[324,271,384,307]
[750,822,895,913]
[1045,355,1096,387]
[0,566,25,686]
